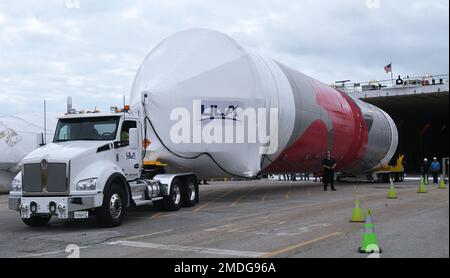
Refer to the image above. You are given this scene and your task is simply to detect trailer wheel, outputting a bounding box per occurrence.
[182,176,198,207]
[163,178,182,211]
[96,183,125,227]
[21,215,51,227]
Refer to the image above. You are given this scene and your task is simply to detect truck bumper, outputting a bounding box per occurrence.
[9,195,103,219]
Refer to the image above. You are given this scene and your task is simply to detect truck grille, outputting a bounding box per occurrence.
[22,163,68,194]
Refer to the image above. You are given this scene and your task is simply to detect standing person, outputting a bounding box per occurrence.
[305,173,310,181]
[421,158,430,184]
[322,151,337,191]
[430,157,441,184]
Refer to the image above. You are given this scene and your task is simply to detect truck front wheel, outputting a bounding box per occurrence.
[96,183,125,227]
[22,215,51,227]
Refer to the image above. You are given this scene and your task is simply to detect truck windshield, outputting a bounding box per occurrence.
[53,116,119,142]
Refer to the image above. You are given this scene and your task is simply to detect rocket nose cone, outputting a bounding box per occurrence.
[130,29,250,108]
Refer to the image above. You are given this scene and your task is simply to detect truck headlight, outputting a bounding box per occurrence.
[76,178,97,191]
[11,179,22,192]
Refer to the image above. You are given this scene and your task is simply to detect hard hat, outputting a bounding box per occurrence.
[424,158,428,161]
[433,157,437,160]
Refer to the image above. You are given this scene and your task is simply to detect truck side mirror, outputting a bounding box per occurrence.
[129,128,139,150]
[36,133,45,147]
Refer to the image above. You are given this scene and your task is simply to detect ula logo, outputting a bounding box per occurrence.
[126,152,136,160]
[201,103,240,122]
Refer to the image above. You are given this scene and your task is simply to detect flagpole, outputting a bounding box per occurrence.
[390,61,394,87]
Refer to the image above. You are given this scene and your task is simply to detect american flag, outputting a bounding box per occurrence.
[384,63,392,73]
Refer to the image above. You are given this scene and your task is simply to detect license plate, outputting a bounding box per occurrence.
[74,211,89,219]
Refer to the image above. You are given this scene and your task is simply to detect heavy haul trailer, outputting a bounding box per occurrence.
[8,29,398,227]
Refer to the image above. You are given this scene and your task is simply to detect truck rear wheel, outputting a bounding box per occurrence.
[96,183,125,227]
[163,178,182,211]
[182,176,198,207]
[21,215,51,227]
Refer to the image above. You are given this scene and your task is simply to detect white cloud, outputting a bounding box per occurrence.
[0,0,448,115]
[121,7,140,19]
[0,12,5,25]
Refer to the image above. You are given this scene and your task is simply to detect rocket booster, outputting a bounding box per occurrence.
[130,29,398,178]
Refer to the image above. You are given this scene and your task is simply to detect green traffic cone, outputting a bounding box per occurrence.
[438,175,447,189]
[350,195,365,222]
[417,178,428,193]
[358,209,382,253]
[387,180,398,199]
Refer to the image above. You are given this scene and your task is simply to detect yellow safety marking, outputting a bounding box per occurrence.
[143,161,168,166]
[284,184,292,200]
[150,212,164,219]
[193,189,236,213]
[200,188,219,198]
[230,187,257,207]
[261,192,269,202]
[261,232,342,258]
[261,187,273,202]
[192,203,209,213]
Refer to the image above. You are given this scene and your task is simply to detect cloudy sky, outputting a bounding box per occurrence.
[0,0,448,115]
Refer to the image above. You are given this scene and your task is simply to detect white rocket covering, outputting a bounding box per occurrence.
[130,29,398,178]
[130,29,296,178]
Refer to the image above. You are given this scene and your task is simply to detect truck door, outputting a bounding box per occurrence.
[116,120,142,180]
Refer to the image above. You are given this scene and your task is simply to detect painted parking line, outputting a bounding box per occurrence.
[230,187,257,207]
[122,229,173,241]
[193,189,236,213]
[150,212,164,219]
[260,232,343,258]
[17,246,91,258]
[285,184,293,200]
[107,240,265,258]
[200,188,221,198]
[260,188,271,202]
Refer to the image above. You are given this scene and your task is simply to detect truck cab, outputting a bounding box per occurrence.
[8,108,198,227]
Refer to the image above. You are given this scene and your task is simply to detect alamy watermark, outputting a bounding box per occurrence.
[169,100,279,155]
[65,244,80,258]
[366,0,381,9]
[65,0,80,9]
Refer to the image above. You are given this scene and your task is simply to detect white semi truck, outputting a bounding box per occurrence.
[9,105,199,227]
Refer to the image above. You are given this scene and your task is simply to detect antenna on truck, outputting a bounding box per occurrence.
[43,100,47,145]
[122,95,127,119]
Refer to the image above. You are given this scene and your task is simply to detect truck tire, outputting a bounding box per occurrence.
[21,215,51,227]
[163,178,182,211]
[182,176,198,207]
[96,183,125,227]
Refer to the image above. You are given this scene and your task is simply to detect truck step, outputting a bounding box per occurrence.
[133,200,153,206]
